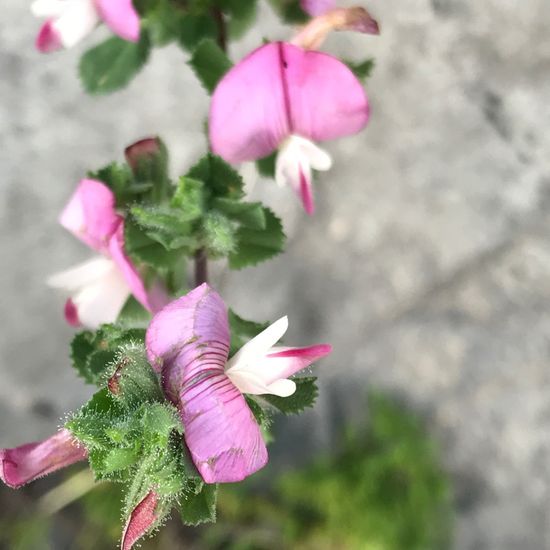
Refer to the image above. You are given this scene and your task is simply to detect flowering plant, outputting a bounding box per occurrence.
[2,0,379,547]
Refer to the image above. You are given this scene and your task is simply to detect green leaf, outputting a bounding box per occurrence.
[125,215,183,269]
[346,58,375,80]
[262,377,319,414]
[188,38,232,93]
[256,152,276,179]
[118,296,151,326]
[179,14,218,51]
[228,310,269,357]
[79,32,151,95]
[146,0,185,46]
[171,177,206,219]
[212,198,266,230]
[229,207,286,269]
[88,163,141,207]
[180,481,218,526]
[201,211,237,256]
[218,0,259,39]
[268,0,308,23]
[103,446,140,473]
[187,154,244,200]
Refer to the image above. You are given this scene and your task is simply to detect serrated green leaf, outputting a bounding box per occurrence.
[212,198,266,229]
[179,13,218,51]
[103,446,140,473]
[346,58,375,80]
[141,403,182,445]
[180,481,218,526]
[87,162,141,207]
[187,153,244,200]
[118,296,151,327]
[228,310,269,357]
[188,38,232,93]
[172,176,206,219]
[71,331,96,384]
[229,207,286,268]
[146,0,185,46]
[79,32,151,95]
[262,377,318,414]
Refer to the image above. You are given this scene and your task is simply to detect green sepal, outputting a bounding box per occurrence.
[201,211,237,257]
[188,38,233,94]
[179,480,218,526]
[346,58,375,80]
[262,377,319,414]
[228,207,286,269]
[79,32,151,95]
[227,310,269,357]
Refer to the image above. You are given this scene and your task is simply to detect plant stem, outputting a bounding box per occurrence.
[194,248,208,286]
[194,8,228,286]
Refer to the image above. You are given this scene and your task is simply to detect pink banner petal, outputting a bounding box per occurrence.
[59,179,121,253]
[0,429,87,489]
[95,0,140,42]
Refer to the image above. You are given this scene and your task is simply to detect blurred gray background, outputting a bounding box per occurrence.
[1,0,550,548]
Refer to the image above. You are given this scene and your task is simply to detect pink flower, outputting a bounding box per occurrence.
[48,179,167,329]
[301,0,336,16]
[32,0,140,53]
[209,42,369,215]
[0,429,87,489]
[146,284,332,483]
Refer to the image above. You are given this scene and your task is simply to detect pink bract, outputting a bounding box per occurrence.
[122,491,160,550]
[209,42,369,163]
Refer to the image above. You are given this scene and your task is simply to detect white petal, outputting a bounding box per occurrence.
[52,0,99,48]
[296,137,332,172]
[226,316,288,374]
[227,369,297,398]
[48,256,114,292]
[72,265,130,328]
[31,0,67,17]
[275,139,301,189]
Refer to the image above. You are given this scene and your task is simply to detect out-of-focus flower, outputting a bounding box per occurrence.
[0,429,87,488]
[293,6,379,50]
[301,0,336,16]
[48,179,167,328]
[209,42,369,214]
[32,0,140,53]
[146,283,331,483]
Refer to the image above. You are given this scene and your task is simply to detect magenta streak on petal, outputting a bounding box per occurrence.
[299,167,314,215]
[145,285,268,483]
[0,430,87,489]
[121,491,159,550]
[64,298,81,327]
[36,20,63,53]
[277,42,294,133]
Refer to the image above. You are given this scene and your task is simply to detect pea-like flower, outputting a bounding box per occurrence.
[146,283,332,483]
[209,42,370,214]
[0,429,87,489]
[31,0,140,53]
[48,179,167,328]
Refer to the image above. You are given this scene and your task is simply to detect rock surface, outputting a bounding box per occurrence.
[1,1,550,548]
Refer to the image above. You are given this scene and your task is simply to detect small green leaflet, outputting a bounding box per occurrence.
[262,377,319,414]
[346,58,376,80]
[79,32,151,95]
[179,14,218,51]
[229,207,286,269]
[188,38,233,94]
[187,153,244,200]
[180,481,218,526]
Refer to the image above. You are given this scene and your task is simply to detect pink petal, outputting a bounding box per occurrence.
[108,224,168,313]
[301,0,336,16]
[209,43,369,163]
[121,491,159,550]
[36,20,63,53]
[0,429,87,489]
[146,285,268,483]
[95,0,140,42]
[60,179,122,253]
[64,298,81,327]
[263,344,332,384]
